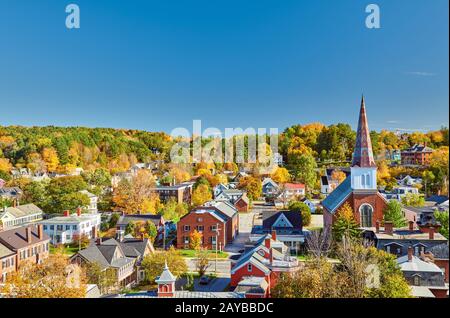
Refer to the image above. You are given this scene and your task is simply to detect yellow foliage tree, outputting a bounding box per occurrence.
[189,229,203,250]
[0,253,86,298]
[42,147,60,172]
[192,184,212,206]
[331,170,347,184]
[271,167,290,184]
[0,158,12,172]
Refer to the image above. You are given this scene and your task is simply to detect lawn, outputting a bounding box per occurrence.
[49,245,80,256]
[180,249,229,259]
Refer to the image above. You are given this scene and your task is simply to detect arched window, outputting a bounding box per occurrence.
[360,204,374,227]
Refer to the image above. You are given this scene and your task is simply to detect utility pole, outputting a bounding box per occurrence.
[215,223,219,274]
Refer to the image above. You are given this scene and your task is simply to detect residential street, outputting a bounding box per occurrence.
[185,258,231,277]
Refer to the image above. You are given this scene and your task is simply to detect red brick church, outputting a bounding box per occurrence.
[322,96,388,229]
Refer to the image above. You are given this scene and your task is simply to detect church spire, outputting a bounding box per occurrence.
[352,95,376,168]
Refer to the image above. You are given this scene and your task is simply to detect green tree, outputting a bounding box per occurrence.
[401,193,425,207]
[288,153,317,191]
[332,203,361,242]
[145,221,158,241]
[434,210,449,239]
[383,200,406,227]
[288,201,312,226]
[84,262,118,294]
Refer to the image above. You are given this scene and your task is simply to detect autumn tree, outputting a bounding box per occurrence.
[192,184,212,207]
[332,202,361,242]
[237,176,262,201]
[112,169,158,214]
[383,200,406,227]
[0,254,86,298]
[84,262,117,294]
[140,247,187,283]
[189,229,203,250]
[195,248,211,277]
[331,169,346,185]
[42,147,60,172]
[0,157,13,172]
[401,193,425,207]
[271,167,290,184]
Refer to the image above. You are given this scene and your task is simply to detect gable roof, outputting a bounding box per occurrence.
[203,201,238,219]
[76,239,135,270]
[263,211,302,230]
[321,176,352,213]
[284,183,305,190]
[429,243,449,259]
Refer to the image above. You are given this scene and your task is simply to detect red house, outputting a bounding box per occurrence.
[176,201,238,250]
[230,231,299,298]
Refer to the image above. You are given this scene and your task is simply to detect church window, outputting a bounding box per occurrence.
[360,204,373,227]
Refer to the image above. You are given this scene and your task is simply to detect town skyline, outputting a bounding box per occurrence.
[0,0,448,133]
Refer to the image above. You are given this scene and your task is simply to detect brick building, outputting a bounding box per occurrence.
[153,183,193,205]
[0,224,50,282]
[176,201,238,250]
[401,144,434,166]
[323,96,388,229]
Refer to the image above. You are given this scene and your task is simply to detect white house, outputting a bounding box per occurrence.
[0,203,43,230]
[79,190,98,213]
[41,210,101,245]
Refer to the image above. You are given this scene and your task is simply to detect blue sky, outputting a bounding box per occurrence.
[0,0,448,134]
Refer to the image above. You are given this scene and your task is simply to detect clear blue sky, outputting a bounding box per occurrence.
[0,0,448,133]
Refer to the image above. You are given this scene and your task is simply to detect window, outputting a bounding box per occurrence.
[184,225,190,232]
[72,225,77,230]
[184,237,189,244]
[196,226,204,232]
[360,204,373,227]
[65,225,70,230]
[210,225,217,232]
[50,225,54,230]
[43,225,48,230]
[247,264,252,272]
[413,276,420,286]
[197,217,203,222]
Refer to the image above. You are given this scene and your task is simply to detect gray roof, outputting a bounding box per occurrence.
[76,239,135,270]
[235,276,268,295]
[321,176,352,213]
[429,243,449,259]
[203,200,238,219]
[397,255,443,273]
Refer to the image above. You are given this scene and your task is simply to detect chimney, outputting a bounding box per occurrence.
[13,199,17,208]
[375,220,380,233]
[76,207,82,216]
[38,224,44,240]
[384,221,393,235]
[408,246,413,262]
[409,221,414,231]
[271,230,277,241]
[429,227,435,240]
[26,226,32,244]
[96,237,102,245]
[141,232,145,241]
[63,210,70,217]
[265,237,271,249]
